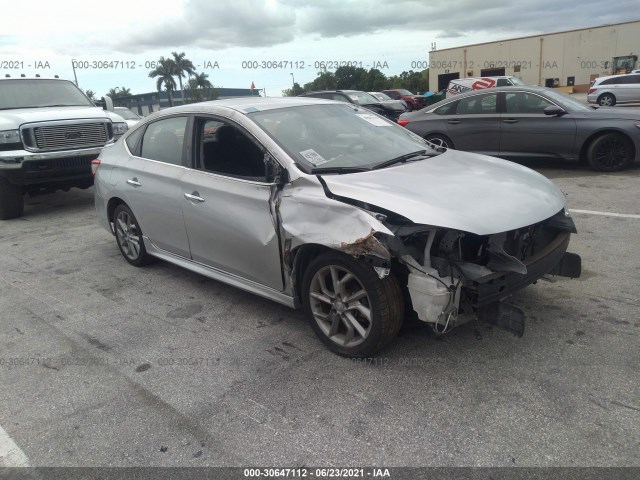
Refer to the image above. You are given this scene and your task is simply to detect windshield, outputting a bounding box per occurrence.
[345,91,383,105]
[249,103,437,173]
[398,89,413,96]
[371,92,391,101]
[0,79,94,110]
[510,77,526,86]
[542,89,591,112]
[115,108,141,120]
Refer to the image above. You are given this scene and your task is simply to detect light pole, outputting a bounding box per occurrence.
[290,72,295,94]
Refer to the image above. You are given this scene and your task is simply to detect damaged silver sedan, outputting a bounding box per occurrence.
[94,97,581,357]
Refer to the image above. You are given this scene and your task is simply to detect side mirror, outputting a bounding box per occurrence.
[264,154,288,184]
[98,95,114,111]
[543,105,566,116]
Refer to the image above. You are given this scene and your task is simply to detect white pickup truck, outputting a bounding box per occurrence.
[0,77,128,219]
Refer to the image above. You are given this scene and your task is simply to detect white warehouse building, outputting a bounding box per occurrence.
[428,20,640,93]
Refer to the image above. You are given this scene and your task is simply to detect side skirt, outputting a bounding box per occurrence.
[144,237,298,309]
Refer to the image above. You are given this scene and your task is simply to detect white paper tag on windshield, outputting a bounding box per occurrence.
[356,113,391,126]
[299,149,329,166]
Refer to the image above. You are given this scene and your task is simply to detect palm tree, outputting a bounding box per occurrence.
[107,87,131,99]
[192,72,212,89]
[149,57,177,107]
[83,89,96,101]
[171,51,196,104]
[186,73,216,103]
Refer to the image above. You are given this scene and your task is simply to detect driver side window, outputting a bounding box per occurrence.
[196,118,267,180]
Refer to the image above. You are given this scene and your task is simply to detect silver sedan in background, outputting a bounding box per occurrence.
[94,97,581,357]
[398,86,640,171]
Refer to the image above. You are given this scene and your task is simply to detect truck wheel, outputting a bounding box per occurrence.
[0,178,24,220]
[301,252,404,357]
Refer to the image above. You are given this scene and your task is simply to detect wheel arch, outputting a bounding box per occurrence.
[106,196,127,233]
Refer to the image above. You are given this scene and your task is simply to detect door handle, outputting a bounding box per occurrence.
[184,192,205,203]
[126,178,141,187]
[502,119,519,124]
[446,119,461,124]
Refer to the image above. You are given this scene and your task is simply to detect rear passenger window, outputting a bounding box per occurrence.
[433,101,458,115]
[600,77,621,85]
[140,116,187,166]
[621,75,640,84]
[456,93,497,114]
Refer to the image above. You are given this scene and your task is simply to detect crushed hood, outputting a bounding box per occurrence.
[320,150,567,235]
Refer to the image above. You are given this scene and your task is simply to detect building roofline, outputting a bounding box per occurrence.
[429,19,640,53]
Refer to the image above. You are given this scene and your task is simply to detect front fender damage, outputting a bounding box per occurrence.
[276,177,394,297]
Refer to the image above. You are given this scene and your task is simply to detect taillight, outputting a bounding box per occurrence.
[588,88,596,94]
[91,159,101,177]
[397,119,409,127]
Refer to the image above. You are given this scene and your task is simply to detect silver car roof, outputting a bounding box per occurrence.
[160,96,337,115]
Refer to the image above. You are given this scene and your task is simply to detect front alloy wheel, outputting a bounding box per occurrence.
[587,133,634,172]
[302,252,403,357]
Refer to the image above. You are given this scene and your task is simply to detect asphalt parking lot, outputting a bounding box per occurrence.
[0,159,639,470]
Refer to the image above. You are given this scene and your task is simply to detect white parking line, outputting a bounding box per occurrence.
[569,209,640,219]
[0,424,30,467]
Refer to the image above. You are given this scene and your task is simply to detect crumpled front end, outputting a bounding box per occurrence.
[278,173,581,338]
[381,208,581,336]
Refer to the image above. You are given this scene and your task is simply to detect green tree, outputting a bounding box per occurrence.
[334,66,369,90]
[387,70,429,94]
[303,70,336,92]
[185,73,218,103]
[171,51,196,105]
[83,89,96,101]
[107,87,132,99]
[282,82,303,96]
[149,57,177,107]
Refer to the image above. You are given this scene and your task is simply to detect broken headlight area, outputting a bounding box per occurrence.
[387,209,582,336]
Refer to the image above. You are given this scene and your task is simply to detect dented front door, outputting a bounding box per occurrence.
[180,170,283,291]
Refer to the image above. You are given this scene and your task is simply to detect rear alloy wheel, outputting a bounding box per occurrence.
[425,134,454,152]
[113,204,153,266]
[0,178,24,220]
[586,133,634,172]
[597,93,616,107]
[302,252,403,357]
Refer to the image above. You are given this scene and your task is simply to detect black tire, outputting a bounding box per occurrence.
[113,204,153,266]
[586,133,634,172]
[597,93,616,107]
[0,178,24,220]
[425,134,454,152]
[301,252,404,357]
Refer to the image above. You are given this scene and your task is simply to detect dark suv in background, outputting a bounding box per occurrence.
[381,89,429,111]
[297,90,404,121]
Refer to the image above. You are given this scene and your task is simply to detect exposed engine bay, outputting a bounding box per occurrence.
[376,208,582,336]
